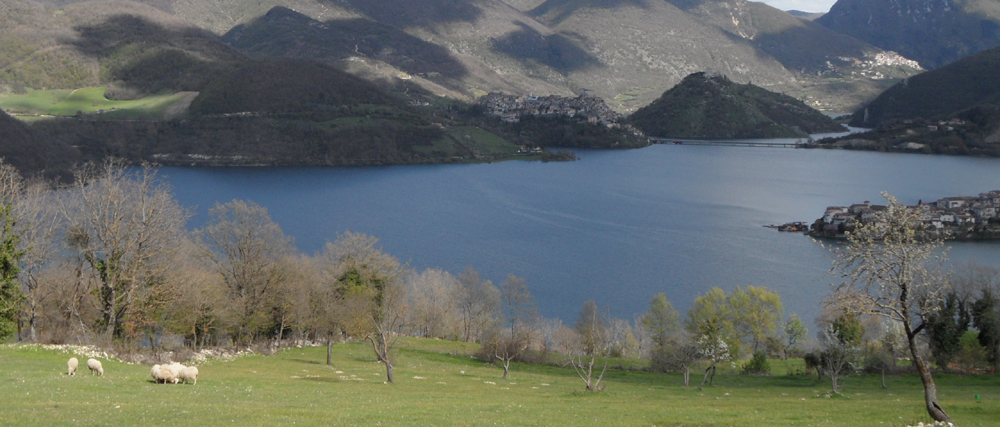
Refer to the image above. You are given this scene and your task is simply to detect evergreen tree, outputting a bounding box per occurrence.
[927,291,970,370]
[0,202,25,341]
[971,288,1000,371]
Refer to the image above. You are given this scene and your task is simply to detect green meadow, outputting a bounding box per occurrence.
[1,340,997,427]
[0,87,197,120]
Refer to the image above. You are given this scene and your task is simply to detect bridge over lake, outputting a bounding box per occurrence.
[649,137,812,148]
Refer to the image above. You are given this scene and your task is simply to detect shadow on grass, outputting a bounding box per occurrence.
[288,358,322,365]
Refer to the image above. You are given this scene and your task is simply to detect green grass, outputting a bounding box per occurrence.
[1,340,998,426]
[0,87,197,120]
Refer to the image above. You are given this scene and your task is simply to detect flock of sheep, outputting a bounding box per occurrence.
[66,357,199,385]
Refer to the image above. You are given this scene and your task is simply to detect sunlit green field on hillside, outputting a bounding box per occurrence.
[0,87,196,120]
[1,340,997,426]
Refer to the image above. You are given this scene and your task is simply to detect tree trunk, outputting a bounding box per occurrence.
[831,374,838,394]
[683,366,690,387]
[700,363,716,388]
[908,329,952,423]
[881,366,886,389]
[327,339,333,366]
[385,360,394,383]
[502,360,509,379]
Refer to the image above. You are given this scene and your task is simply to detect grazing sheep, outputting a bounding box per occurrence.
[178,366,199,385]
[67,357,79,376]
[157,363,181,384]
[87,358,103,376]
[151,364,163,383]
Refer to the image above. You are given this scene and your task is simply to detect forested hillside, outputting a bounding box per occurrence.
[629,72,845,138]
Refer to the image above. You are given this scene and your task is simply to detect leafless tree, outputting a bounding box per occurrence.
[455,267,501,343]
[406,268,460,339]
[569,300,610,391]
[65,159,188,340]
[14,179,64,342]
[828,193,953,422]
[197,199,293,345]
[488,274,536,379]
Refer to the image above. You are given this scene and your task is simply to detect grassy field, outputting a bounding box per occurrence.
[0,87,197,120]
[414,126,520,158]
[1,339,998,426]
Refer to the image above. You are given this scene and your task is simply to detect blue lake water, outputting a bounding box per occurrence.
[161,146,1000,323]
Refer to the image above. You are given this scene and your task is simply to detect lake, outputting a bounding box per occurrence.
[161,146,1000,324]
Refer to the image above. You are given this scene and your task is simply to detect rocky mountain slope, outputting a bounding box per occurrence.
[816,0,1000,69]
[1,0,924,114]
[629,71,845,138]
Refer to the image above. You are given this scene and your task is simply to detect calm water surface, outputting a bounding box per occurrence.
[162,146,1000,322]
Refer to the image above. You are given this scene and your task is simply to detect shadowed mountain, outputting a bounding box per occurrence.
[629,71,845,138]
[70,14,245,98]
[188,58,401,116]
[816,0,1000,69]
[0,109,78,178]
[850,46,1000,127]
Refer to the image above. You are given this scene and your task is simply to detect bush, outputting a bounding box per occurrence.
[742,352,770,375]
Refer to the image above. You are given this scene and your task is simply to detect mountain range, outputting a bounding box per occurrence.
[1,0,927,113]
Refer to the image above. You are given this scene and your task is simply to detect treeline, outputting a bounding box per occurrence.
[2,163,1000,390]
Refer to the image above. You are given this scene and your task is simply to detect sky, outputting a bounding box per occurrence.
[758,0,838,13]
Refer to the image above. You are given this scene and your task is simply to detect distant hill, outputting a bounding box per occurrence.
[816,0,1000,69]
[629,71,845,139]
[850,46,1000,127]
[786,10,824,21]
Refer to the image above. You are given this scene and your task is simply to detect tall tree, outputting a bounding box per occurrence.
[0,163,25,341]
[14,180,64,342]
[729,285,783,353]
[642,292,680,347]
[323,231,406,383]
[830,193,953,423]
[971,287,1000,371]
[781,314,808,359]
[66,160,188,340]
[926,291,971,370]
[571,300,609,391]
[197,200,293,345]
[455,267,501,343]
[490,274,536,379]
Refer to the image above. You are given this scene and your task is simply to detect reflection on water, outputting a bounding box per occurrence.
[162,146,1000,322]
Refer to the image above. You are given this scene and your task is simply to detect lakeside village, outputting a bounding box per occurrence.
[476,90,645,137]
[770,191,1000,240]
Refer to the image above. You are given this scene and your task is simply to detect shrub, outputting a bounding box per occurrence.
[742,352,770,375]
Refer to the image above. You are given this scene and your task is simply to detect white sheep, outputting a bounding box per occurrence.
[178,366,199,385]
[87,358,103,376]
[150,364,162,383]
[157,363,181,384]
[67,357,78,376]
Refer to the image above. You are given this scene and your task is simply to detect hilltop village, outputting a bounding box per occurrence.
[477,91,628,129]
[813,191,1000,239]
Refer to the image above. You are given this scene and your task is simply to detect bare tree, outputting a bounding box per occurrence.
[15,179,64,342]
[197,199,293,345]
[489,274,536,380]
[455,267,500,343]
[829,193,953,422]
[406,268,460,339]
[65,160,188,340]
[570,300,609,391]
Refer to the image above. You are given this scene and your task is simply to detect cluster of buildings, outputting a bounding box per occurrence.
[818,191,1000,232]
[477,90,623,127]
